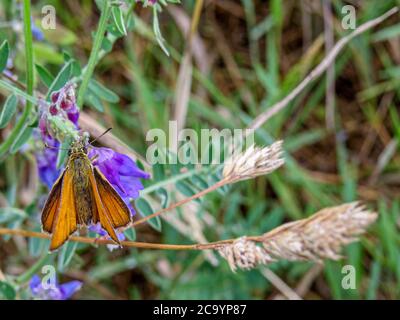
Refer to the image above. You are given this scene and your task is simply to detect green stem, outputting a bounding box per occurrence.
[77,0,111,107]
[0,0,34,158]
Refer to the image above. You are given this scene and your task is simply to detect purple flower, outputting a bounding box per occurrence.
[35,84,81,189]
[35,133,61,189]
[49,84,80,128]
[31,22,44,41]
[30,274,82,300]
[88,147,150,215]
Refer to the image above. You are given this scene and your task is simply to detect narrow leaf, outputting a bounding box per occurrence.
[56,136,71,169]
[88,79,119,103]
[111,6,127,36]
[35,64,54,87]
[0,95,18,129]
[0,40,9,73]
[58,241,78,272]
[124,228,136,241]
[135,198,161,231]
[10,124,33,154]
[0,207,26,224]
[46,60,73,99]
[85,92,104,112]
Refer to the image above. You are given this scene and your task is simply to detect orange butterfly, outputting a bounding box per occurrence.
[41,137,131,251]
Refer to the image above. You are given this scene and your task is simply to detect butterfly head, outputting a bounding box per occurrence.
[69,134,89,156]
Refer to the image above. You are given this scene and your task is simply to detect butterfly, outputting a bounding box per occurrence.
[41,136,131,251]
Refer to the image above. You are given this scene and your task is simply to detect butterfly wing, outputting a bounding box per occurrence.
[93,167,131,228]
[49,167,78,251]
[88,168,126,244]
[41,171,64,233]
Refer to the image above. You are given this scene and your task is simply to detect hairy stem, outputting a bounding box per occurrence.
[77,0,111,107]
[0,0,35,157]
[0,228,234,251]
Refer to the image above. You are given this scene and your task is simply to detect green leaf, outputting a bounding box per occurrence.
[190,174,209,190]
[88,79,120,103]
[46,60,73,99]
[33,43,64,65]
[29,237,50,258]
[373,23,400,42]
[135,197,161,231]
[85,92,104,112]
[111,6,127,36]
[0,95,18,129]
[56,136,71,169]
[124,228,136,241]
[0,40,9,73]
[176,181,199,200]
[0,281,16,300]
[35,64,54,87]
[156,187,169,208]
[58,241,78,272]
[101,36,113,53]
[28,226,50,258]
[10,124,33,154]
[152,6,169,56]
[71,60,82,77]
[0,207,26,224]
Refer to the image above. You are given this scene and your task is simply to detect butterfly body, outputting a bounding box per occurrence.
[69,152,95,226]
[41,139,132,251]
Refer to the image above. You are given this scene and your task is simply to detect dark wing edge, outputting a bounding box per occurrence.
[41,171,64,234]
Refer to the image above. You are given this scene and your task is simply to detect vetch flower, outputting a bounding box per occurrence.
[49,84,80,128]
[88,147,150,215]
[35,84,81,189]
[35,133,61,189]
[30,274,82,300]
[37,84,80,142]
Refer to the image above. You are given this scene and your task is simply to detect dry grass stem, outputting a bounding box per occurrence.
[217,202,377,271]
[248,6,399,131]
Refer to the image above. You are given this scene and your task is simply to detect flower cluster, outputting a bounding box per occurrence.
[38,83,79,142]
[35,84,80,189]
[30,274,82,300]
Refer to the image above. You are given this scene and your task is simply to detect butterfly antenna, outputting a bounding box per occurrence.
[89,127,112,145]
